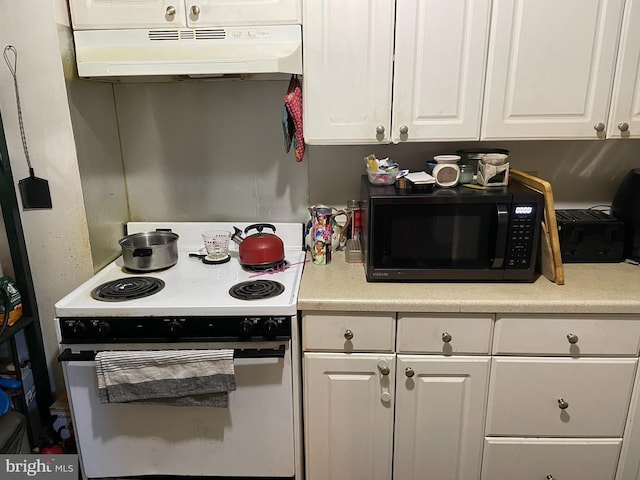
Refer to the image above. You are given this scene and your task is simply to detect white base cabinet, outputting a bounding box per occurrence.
[302,312,640,480]
[302,312,491,480]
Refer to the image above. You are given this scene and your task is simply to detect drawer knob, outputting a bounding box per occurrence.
[557,398,569,410]
[405,367,415,378]
[442,332,452,343]
[566,333,579,344]
[344,329,354,340]
[546,476,555,480]
[377,359,390,376]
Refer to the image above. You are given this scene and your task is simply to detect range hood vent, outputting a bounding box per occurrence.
[73,25,302,78]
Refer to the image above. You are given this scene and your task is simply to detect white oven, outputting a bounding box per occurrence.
[55,222,306,480]
[59,340,294,478]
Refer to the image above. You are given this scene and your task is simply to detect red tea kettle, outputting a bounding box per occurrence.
[231,224,285,268]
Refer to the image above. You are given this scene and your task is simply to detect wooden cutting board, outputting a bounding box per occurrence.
[510,169,564,285]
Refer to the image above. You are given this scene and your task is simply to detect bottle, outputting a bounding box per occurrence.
[347,200,362,241]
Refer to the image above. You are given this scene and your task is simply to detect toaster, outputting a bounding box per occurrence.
[556,209,625,263]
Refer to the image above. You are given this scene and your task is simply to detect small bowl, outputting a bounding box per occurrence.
[367,167,398,186]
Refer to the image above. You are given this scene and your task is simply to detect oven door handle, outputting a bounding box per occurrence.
[492,204,509,269]
[58,345,286,362]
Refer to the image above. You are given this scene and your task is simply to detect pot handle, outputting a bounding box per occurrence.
[133,248,153,257]
[244,223,277,235]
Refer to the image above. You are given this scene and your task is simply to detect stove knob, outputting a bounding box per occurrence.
[95,321,112,337]
[239,319,254,338]
[70,321,87,337]
[168,321,183,337]
[262,319,279,339]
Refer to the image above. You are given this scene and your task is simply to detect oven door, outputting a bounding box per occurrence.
[59,342,294,479]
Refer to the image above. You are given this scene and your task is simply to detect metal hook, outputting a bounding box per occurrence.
[3,45,17,77]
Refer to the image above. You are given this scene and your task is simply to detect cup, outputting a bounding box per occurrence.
[202,230,231,261]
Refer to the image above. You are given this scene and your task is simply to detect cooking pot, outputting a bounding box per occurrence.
[231,223,285,268]
[119,230,179,271]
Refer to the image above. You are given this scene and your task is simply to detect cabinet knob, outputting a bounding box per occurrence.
[546,476,555,480]
[593,122,605,132]
[566,333,579,344]
[442,332,452,343]
[190,4,200,16]
[344,329,354,340]
[618,122,630,132]
[166,5,176,16]
[377,359,390,376]
[405,367,415,378]
[399,125,409,135]
[375,125,385,135]
[380,391,392,402]
[557,398,569,410]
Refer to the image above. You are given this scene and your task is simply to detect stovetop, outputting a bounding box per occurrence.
[55,222,306,318]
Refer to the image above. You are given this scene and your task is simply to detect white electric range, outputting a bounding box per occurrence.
[55,222,306,480]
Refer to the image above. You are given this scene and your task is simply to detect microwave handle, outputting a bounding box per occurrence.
[492,204,509,268]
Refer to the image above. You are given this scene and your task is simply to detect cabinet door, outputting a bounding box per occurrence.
[482,0,625,139]
[392,0,491,142]
[607,0,640,138]
[68,0,187,29]
[187,0,300,27]
[304,353,394,480]
[302,0,395,144]
[394,356,490,480]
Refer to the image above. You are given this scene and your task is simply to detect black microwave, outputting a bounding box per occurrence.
[361,176,544,282]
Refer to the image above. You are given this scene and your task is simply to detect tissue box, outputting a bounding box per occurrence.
[477,161,509,186]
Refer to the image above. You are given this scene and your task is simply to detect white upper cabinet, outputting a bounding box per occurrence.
[68,0,301,30]
[302,0,492,144]
[481,0,625,140]
[392,0,492,142]
[302,0,395,144]
[607,0,640,139]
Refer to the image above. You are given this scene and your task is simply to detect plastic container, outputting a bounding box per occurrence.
[367,167,398,186]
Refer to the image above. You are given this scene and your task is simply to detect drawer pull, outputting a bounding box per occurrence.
[377,359,390,376]
[557,398,569,410]
[442,332,452,343]
[405,367,415,378]
[344,329,354,340]
[567,333,579,344]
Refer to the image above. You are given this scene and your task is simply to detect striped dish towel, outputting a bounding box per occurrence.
[95,350,236,407]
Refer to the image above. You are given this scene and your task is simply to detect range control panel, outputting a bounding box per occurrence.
[505,204,538,269]
[59,316,292,343]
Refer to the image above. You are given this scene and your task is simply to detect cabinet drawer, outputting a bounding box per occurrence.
[482,437,621,480]
[397,313,493,354]
[493,314,640,355]
[302,312,395,352]
[486,357,636,437]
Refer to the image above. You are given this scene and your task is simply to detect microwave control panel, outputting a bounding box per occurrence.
[506,204,537,268]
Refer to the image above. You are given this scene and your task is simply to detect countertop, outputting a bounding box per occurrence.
[297,251,640,314]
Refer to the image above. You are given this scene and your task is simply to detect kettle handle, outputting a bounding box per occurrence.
[245,223,277,235]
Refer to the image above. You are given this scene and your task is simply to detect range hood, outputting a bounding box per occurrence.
[73,25,302,78]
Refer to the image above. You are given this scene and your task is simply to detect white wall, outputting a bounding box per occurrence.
[0,0,94,395]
